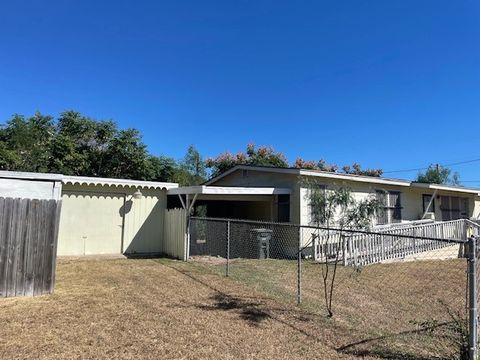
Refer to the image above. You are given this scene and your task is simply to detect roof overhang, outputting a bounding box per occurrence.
[63,176,178,190]
[168,185,291,196]
[298,169,410,187]
[0,170,63,182]
[411,182,480,195]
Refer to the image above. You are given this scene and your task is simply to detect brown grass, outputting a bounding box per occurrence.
[0,257,467,359]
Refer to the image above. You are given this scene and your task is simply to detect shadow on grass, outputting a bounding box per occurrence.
[198,293,271,326]
[160,260,462,360]
[337,320,460,360]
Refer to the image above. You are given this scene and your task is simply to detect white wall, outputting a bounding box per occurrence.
[0,178,61,200]
[58,184,168,255]
[300,180,479,226]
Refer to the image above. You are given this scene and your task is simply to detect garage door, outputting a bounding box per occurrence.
[57,191,125,256]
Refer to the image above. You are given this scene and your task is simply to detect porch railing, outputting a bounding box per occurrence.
[312,219,479,266]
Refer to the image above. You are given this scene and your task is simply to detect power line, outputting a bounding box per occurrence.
[383,157,480,174]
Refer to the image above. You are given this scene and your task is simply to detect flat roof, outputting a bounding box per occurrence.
[168,185,291,196]
[0,171,178,190]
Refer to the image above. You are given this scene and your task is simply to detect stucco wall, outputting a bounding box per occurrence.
[58,183,167,255]
[209,168,480,225]
[300,180,478,226]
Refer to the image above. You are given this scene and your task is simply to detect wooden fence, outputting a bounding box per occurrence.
[0,197,62,298]
[163,208,187,260]
[313,219,474,266]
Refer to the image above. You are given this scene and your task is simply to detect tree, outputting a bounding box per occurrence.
[0,112,55,172]
[206,144,288,177]
[146,155,178,182]
[101,128,151,180]
[305,180,381,317]
[177,145,207,186]
[50,111,117,176]
[416,164,460,185]
[0,110,192,182]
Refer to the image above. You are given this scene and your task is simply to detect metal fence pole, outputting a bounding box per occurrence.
[297,227,302,305]
[468,236,478,360]
[226,220,230,277]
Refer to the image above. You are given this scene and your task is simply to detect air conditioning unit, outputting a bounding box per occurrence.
[423,212,435,221]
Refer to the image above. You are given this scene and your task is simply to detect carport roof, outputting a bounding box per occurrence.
[168,185,291,195]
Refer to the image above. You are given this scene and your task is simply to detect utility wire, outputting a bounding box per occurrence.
[383,157,480,174]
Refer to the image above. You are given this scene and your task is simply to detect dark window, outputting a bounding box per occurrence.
[376,190,402,224]
[277,194,290,222]
[422,194,435,213]
[440,196,469,220]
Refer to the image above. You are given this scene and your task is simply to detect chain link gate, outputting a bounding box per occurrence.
[189,217,480,359]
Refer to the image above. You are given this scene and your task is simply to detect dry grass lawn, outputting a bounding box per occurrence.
[0,256,468,359]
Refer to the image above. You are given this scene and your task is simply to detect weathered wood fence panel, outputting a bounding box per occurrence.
[0,198,62,298]
[163,208,187,260]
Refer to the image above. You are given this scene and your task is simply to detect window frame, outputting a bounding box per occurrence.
[376,189,403,224]
[422,194,436,214]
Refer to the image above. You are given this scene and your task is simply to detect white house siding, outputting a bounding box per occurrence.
[207,167,480,225]
[211,169,302,224]
[300,181,479,227]
[0,178,62,200]
[58,184,167,256]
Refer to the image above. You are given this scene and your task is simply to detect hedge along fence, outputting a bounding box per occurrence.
[0,197,62,298]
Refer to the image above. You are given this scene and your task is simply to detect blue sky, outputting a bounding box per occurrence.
[0,1,479,184]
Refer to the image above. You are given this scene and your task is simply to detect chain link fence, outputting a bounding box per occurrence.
[189,216,480,359]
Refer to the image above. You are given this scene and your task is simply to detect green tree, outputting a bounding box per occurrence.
[49,111,117,176]
[0,113,55,172]
[101,128,151,180]
[174,145,207,186]
[146,155,178,182]
[416,164,460,185]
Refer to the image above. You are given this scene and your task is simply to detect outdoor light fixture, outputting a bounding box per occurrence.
[133,188,143,200]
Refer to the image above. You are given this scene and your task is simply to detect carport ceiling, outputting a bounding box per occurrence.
[167,186,291,212]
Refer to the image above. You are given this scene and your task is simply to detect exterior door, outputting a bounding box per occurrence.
[57,191,125,255]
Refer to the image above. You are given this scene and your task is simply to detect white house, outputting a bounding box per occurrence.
[180,165,480,226]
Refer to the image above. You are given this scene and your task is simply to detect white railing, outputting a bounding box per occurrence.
[312,219,474,266]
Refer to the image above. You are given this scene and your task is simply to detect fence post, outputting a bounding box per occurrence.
[226,220,230,277]
[297,227,302,305]
[468,236,478,360]
[185,212,190,261]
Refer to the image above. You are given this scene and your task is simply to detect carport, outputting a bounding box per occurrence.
[167,185,292,222]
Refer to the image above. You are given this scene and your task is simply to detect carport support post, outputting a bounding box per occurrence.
[468,236,478,360]
[297,227,302,305]
[226,220,230,277]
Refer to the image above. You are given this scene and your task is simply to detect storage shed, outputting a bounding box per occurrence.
[0,171,178,257]
[58,176,177,256]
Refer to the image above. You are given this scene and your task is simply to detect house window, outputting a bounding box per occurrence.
[440,196,469,220]
[277,194,290,222]
[422,194,435,213]
[376,190,402,224]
